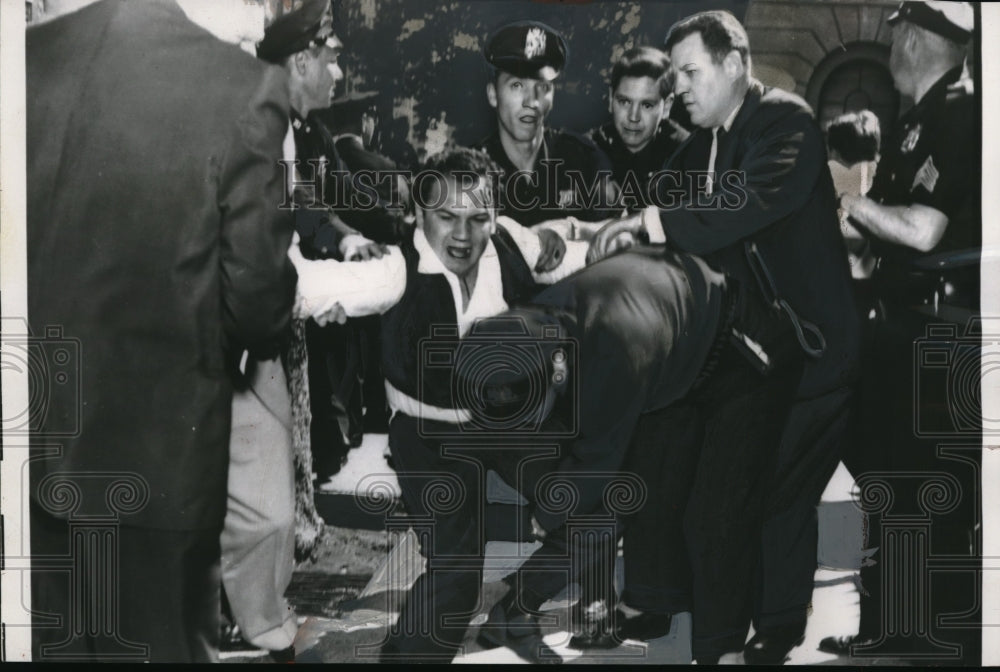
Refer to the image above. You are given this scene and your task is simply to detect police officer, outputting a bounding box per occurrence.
[840,1,979,307]
[479,20,619,230]
[590,46,689,209]
[825,1,980,659]
[259,0,400,478]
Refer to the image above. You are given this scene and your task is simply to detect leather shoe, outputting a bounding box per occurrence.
[267,645,295,663]
[478,602,562,664]
[569,606,672,650]
[818,634,874,656]
[569,600,619,650]
[220,624,259,653]
[743,622,806,665]
[617,610,672,642]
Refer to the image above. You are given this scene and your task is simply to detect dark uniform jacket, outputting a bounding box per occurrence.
[662,80,860,398]
[27,0,297,530]
[381,225,540,409]
[291,111,406,258]
[591,118,689,209]
[479,127,619,227]
[865,67,980,305]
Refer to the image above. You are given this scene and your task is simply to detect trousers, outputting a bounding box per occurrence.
[621,293,803,660]
[753,386,854,630]
[30,502,221,663]
[379,413,611,661]
[220,356,298,650]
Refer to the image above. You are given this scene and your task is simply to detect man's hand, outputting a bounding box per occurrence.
[310,300,348,327]
[535,227,567,273]
[586,216,642,264]
[340,233,387,261]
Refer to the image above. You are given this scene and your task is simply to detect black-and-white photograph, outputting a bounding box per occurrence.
[0,0,996,665]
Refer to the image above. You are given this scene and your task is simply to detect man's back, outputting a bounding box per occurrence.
[27,0,296,531]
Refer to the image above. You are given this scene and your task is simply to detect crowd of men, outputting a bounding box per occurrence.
[24,0,980,665]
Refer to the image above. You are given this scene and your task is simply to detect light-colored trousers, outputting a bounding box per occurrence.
[221,356,298,650]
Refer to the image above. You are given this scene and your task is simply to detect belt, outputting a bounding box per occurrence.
[690,280,741,392]
[385,380,472,425]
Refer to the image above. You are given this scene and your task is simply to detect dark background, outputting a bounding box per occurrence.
[326,0,748,167]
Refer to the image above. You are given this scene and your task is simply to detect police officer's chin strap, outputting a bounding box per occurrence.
[745,241,827,359]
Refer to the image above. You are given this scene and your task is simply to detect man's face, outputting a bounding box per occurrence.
[487,71,554,143]
[888,23,917,97]
[670,32,739,129]
[418,177,495,279]
[612,76,670,153]
[291,7,344,115]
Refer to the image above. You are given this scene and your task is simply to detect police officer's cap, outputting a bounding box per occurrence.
[887,1,974,44]
[257,0,331,64]
[484,21,568,81]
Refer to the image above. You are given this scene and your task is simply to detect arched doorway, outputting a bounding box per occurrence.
[807,42,901,145]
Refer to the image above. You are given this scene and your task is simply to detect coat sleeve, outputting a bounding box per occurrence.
[661,106,827,254]
[217,65,298,357]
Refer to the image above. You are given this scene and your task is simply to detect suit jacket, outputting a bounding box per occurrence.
[662,80,860,398]
[27,0,297,530]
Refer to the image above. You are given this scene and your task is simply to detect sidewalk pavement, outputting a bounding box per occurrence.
[222,436,881,664]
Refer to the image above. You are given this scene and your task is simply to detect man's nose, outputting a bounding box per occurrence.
[327,63,343,85]
[628,103,641,122]
[524,87,540,108]
[452,219,471,240]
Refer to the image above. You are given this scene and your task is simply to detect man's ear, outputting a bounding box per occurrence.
[723,50,743,80]
[607,86,614,115]
[661,92,674,121]
[486,81,498,109]
[294,50,309,76]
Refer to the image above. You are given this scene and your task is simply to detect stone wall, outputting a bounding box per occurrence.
[330,0,748,166]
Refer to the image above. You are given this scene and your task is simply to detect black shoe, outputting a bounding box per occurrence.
[267,645,295,663]
[743,622,806,665]
[477,603,562,664]
[220,624,260,653]
[818,634,874,656]
[569,600,619,650]
[569,605,672,650]
[617,610,672,642]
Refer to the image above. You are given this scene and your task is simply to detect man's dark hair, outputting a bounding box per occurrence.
[664,10,750,66]
[610,46,675,99]
[414,146,501,209]
[825,110,881,165]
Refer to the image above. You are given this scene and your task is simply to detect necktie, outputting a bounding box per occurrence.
[706,127,720,195]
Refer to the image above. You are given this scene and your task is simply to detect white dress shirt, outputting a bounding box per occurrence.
[290,216,588,328]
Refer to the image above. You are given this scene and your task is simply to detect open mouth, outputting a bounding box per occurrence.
[518,115,539,125]
[447,246,472,259]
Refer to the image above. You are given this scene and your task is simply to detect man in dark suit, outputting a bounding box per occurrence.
[27,0,296,662]
[589,10,859,664]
